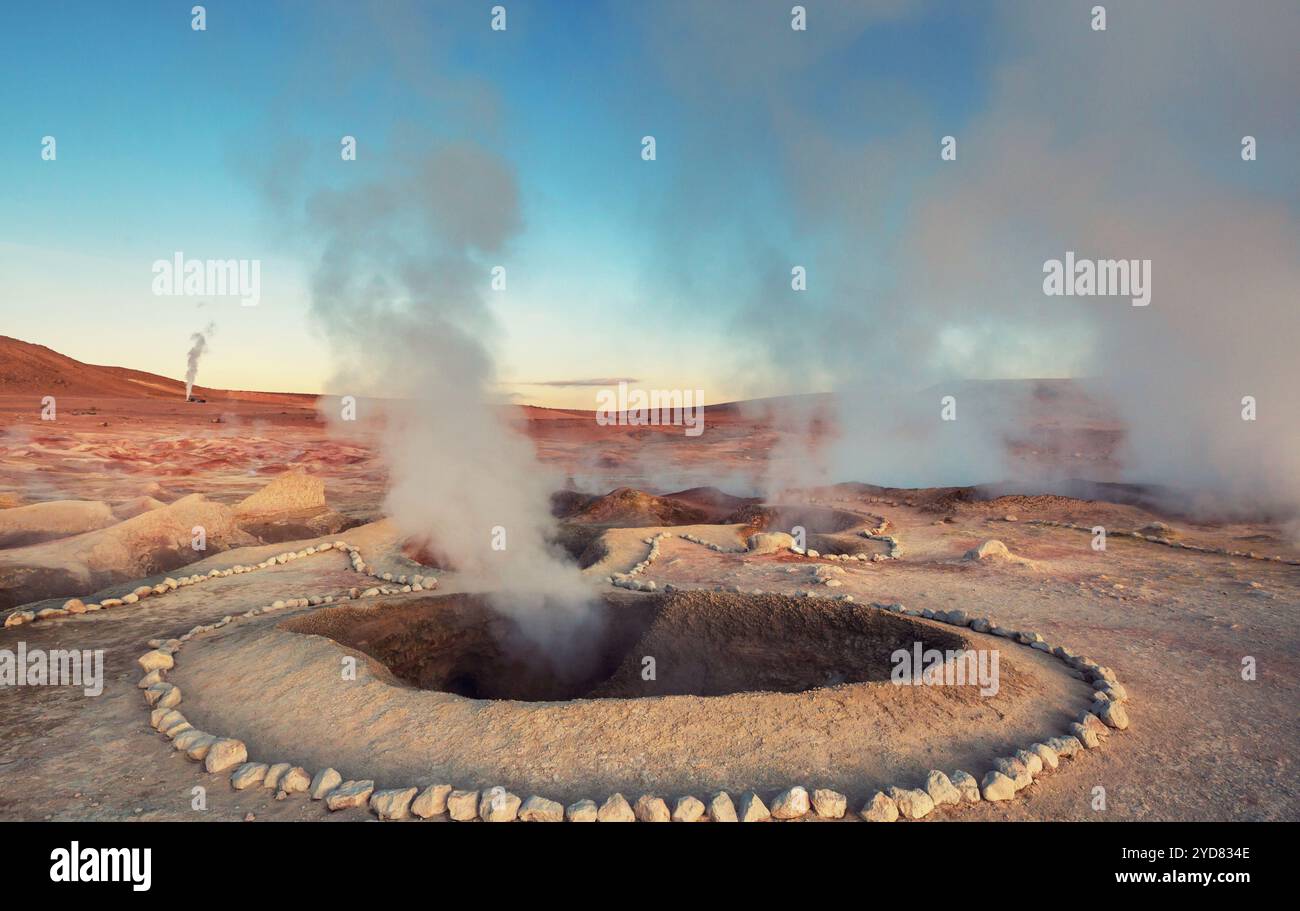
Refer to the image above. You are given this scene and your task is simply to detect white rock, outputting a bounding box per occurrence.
[924,770,962,807]
[770,786,811,819]
[860,791,899,822]
[738,791,770,822]
[671,795,706,822]
[981,771,1017,801]
[950,770,981,802]
[263,763,292,790]
[231,763,268,790]
[566,799,598,822]
[280,767,311,794]
[411,784,453,818]
[886,786,935,819]
[479,786,522,822]
[518,795,565,822]
[137,650,174,672]
[811,788,847,819]
[326,780,375,811]
[708,791,738,822]
[597,793,636,822]
[447,789,480,821]
[310,768,343,800]
[204,738,248,774]
[1029,743,1059,770]
[370,787,419,820]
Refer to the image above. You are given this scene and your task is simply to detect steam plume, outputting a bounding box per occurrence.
[184,323,214,400]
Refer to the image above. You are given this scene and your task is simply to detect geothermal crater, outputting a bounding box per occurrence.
[281,592,969,701]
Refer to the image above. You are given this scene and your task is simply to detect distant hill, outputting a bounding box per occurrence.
[0,335,313,405]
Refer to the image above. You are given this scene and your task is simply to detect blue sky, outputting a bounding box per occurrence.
[1,1,1294,408]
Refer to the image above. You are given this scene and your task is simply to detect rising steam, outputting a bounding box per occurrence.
[293,143,598,661]
[184,323,214,400]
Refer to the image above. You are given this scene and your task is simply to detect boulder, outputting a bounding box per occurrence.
[964,540,1010,560]
[747,532,796,555]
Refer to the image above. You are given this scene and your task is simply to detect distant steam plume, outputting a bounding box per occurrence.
[184,323,214,400]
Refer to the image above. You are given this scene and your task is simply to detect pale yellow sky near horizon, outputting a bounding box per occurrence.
[0,241,770,409]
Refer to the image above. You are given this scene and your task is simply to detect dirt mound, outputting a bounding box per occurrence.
[562,487,709,527]
[0,493,257,608]
[728,503,863,534]
[236,470,326,517]
[0,499,117,548]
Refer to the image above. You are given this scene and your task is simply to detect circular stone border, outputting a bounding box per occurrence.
[78,538,1131,822]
